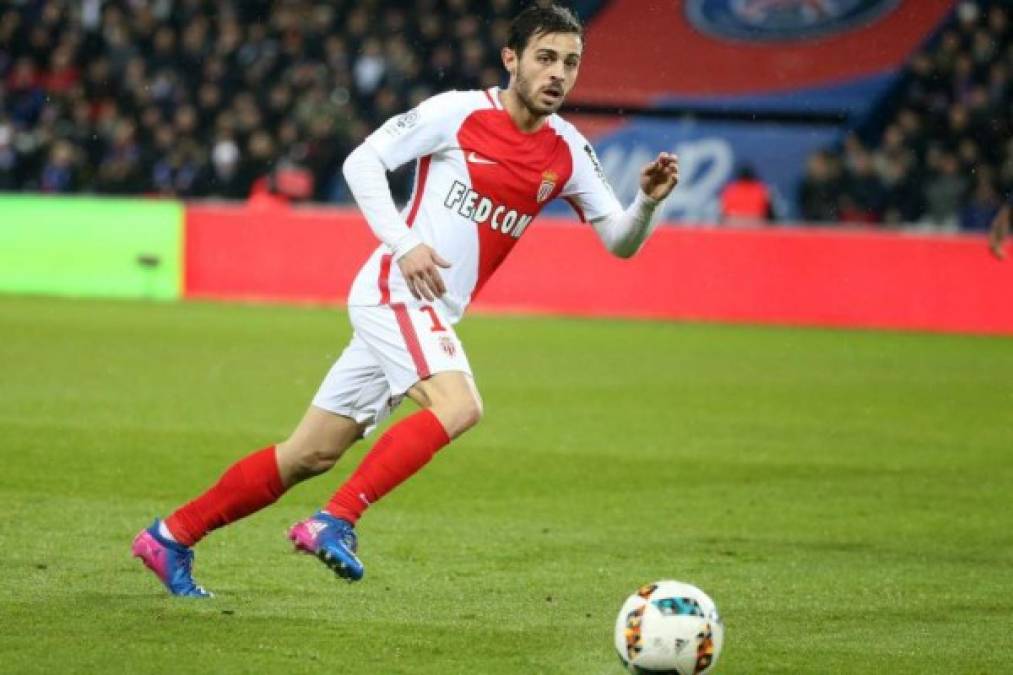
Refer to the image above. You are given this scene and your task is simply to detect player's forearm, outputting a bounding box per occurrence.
[591,190,662,258]
[342,144,422,258]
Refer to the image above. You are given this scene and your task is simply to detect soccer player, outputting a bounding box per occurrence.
[132,4,680,597]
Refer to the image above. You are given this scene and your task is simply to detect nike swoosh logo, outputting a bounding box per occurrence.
[467,151,497,165]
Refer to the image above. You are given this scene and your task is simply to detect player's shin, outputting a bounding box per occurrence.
[325,409,451,524]
[164,445,286,547]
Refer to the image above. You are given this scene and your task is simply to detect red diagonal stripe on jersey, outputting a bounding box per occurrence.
[456,110,573,296]
[391,303,430,379]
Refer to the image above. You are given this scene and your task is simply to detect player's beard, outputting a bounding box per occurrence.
[515,69,564,116]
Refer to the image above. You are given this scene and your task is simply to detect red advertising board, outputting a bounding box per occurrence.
[185,203,1013,335]
[185,202,376,304]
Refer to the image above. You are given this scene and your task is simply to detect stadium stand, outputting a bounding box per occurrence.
[799,1,1011,230]
[0,0,583,202]
[0,1,1007,232]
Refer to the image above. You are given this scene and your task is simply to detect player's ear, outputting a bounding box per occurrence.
[501,47,517,77]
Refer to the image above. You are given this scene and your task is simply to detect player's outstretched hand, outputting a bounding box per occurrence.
[640,152,679,201]
[397,244,451,301]
[988,204,1010,260]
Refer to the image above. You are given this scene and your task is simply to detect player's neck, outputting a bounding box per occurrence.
[500,87,549,134]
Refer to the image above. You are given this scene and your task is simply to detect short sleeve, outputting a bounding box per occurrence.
[364,92,462,171]
[559,132,623,223]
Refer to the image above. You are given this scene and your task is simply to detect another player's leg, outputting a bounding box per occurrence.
[292,371,482,582]
[132,407,363,597]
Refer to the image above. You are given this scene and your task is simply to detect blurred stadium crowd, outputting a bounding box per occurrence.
[799,0,1011,230]
[0,0,537,201]
[0,0,1009,229]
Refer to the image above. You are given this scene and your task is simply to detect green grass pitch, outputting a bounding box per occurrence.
[1,295,1011,674]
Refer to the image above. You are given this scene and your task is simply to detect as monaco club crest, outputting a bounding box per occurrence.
[438,336,457,358]
[537,170,557,204]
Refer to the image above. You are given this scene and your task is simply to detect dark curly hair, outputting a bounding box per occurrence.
[507,4,583,55]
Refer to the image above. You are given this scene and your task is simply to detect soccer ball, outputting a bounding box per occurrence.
[614,580,724,674]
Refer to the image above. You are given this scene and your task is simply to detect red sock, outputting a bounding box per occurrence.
[165,446,285,547]
[326,409,451,524]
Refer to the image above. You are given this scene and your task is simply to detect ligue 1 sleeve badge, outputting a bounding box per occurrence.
[537,170,558,204]
[685,0,899,42]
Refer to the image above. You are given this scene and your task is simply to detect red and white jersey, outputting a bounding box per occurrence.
[347,86,622,323]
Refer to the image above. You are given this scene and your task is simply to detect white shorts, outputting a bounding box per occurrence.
[312,302,472,435]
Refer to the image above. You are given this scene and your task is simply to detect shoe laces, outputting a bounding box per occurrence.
[179,547,195,575]
[177,548,208,596]
[327,520,358,553]
[341,530,358,552]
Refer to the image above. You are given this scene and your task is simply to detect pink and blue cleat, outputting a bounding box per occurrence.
[131,519,212,598]
[288,511,364,581]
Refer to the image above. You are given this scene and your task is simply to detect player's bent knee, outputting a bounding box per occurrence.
[410,371,483,438]
[457,396,484,431]
[435,394,482,438]
[300,447,341,475]
[278,440,345,482]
